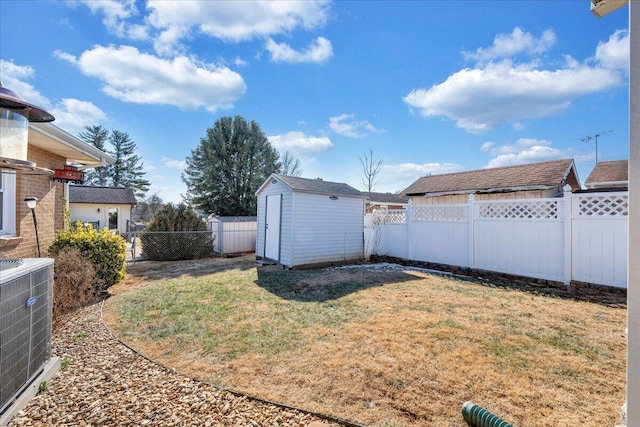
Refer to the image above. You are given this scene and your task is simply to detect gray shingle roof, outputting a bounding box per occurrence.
[401,159,580,196]
[274,174,365,198]
[69,185,137,205]
[365,192,409,204]
[585,160,628,188]
[208,216,257,223]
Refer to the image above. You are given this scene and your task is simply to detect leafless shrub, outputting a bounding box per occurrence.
[52,247,97,327]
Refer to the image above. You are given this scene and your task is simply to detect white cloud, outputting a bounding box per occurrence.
[595,29,629,73]
[404,59,622,134]
[56,45,246,112]
[482,138,576,168]
[378,162,465,193]
[266,37,333,64]
[404,28,626,134]
[0,60,50,108]
[162,157,186,170]
[268,131,333,156]
[234,57,249,67]
[49,99,107,133]
[76,0,139,38]
[0,60,106,133]
[462,27,556,63]
[328,114,382,138]
[142,0,329,53]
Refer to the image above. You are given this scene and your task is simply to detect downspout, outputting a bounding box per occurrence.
[64,182,70,229]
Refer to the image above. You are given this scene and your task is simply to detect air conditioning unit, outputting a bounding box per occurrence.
[0,258,54,419]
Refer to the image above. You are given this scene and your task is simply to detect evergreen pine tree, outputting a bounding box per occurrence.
[78,125,111,186]
[182,116,280,216]
[108,130,150,199]
[78,126,150,199]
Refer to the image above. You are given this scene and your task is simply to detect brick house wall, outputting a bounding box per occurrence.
[0,146,66,258]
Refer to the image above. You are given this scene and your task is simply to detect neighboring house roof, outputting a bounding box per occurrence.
[258,174,365,198]
[365,192,409,204]
[29,122,115,167]
[585,160,628,189]
[69,185,137,205]
[402,159,581,196]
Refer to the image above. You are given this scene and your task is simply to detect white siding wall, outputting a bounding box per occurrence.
[256,179,293,265]
[209,220,257,254]
[290,192,364,266]
[70,203,131,233]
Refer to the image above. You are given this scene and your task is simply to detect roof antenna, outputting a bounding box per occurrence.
[581,130,612,164]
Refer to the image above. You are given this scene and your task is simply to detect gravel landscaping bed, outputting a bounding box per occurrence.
[7,301,344,427]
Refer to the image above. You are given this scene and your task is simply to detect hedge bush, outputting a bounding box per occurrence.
[140,203,212,261]
[49,222,127,292]
[51,247,97,327]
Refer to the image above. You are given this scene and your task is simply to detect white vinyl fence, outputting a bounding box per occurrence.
[366,189,628,288]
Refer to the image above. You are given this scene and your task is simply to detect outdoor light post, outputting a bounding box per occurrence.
[24,197,41,257]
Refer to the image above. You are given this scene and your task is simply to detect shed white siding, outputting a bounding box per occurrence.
[290,192,364,266]
[207,217,257,255]
[256,175,365,268]
[256,179,293,266]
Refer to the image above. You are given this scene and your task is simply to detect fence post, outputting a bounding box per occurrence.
[407,200,413,260]
[468,193,475,269]
[563,185,572,287]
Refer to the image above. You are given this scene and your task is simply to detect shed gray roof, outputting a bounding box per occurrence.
[401,159,580,196]
[585,160,628,188]
[69,185,137,205]
[207,216,257,223]
[365,192,409,204]
[269,174,365,198]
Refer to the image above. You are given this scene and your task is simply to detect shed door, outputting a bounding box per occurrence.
[265,194,281,261]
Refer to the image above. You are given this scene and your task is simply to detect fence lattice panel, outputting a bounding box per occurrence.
[478,200,560,219]
[577,194,628,216]
[413,205,467,221]
[374,210,407,224]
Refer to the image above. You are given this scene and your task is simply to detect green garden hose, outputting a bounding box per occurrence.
[462,401,513,427]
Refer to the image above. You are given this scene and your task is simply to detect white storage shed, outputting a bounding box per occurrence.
[255,174,366,268]
[207,216,257,255]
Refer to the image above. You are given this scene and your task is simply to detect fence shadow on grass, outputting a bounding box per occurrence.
[255,266,418,302]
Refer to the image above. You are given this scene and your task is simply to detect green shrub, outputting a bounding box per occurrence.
[49,222,127,291]
[140,203,212,261]
[51,247,97,327]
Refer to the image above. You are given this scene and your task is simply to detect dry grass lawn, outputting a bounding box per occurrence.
[102,256,626,427]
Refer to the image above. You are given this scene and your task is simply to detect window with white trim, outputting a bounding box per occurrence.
[0,172,16,236]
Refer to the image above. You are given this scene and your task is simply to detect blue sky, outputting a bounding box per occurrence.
[0,1,629,203]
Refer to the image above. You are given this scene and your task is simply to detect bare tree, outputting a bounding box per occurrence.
[359,148,383,194]
[280,151,302,177]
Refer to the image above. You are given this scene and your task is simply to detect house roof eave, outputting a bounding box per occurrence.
[585,180,629,189]
[406,185,559,198]
[28,122,115,167]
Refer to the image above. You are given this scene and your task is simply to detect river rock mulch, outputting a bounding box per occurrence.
[7,301,342,427]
